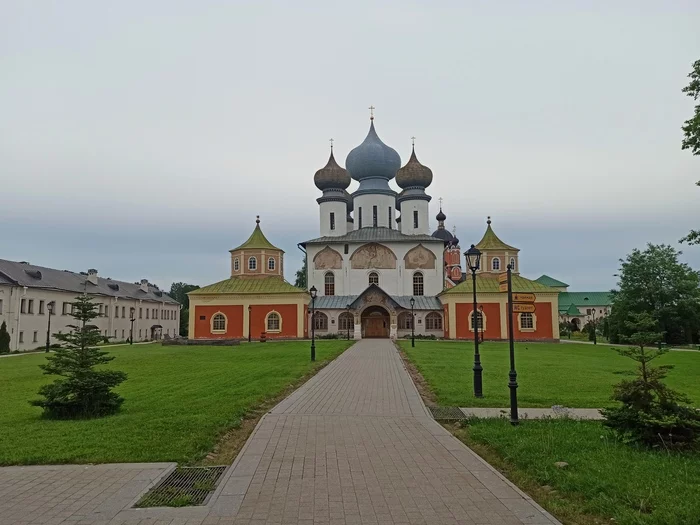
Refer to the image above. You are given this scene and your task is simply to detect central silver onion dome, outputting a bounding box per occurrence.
[345,121,401,181]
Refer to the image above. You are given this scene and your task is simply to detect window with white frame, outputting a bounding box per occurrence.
[233,258,240,271]
[520,312,534,329]
[368,272,379,285]
[470,311,484,331]
[510,257,516,271]
[492,258,501,271]
[413,272,424,296]
[267,312,281,332]
[425,312,443,330]
[324,272,335,296]
[212,313,227,332]
[248,256,257,271]
[268,257,275,271]
[398,311,413,330]
[313,312,328,331]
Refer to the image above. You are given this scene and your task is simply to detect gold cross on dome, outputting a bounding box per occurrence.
[368,105,375,120]
[411,136,416,146]
[439,197,443,208]
[329,138,334,151]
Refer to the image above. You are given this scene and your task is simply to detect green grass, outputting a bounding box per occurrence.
[456,419,700,525]
[0,341,351,465]
[399,340,700,408]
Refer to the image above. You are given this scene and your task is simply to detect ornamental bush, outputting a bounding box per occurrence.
[0,321,10,353]
[31,295,127,419]
[601,313,700,449]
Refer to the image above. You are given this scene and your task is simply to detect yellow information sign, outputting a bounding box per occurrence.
[512,293,536,303]
[499,272,508,283]
[499,283,508,292]
[512,303,536,313]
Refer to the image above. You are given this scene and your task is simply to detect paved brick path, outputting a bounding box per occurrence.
[0,340,560,524]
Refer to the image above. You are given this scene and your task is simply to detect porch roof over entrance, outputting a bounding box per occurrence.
[314,293,441,310]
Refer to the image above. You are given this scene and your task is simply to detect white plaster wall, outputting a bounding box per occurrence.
[353,194,396,229]
[0,284,179,352]
[319,201,348,237]
[399,200,430,236]
[306,241,444,297]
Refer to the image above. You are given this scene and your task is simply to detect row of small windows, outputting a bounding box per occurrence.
[210,311,282,333]
[19,327,173,345]
[468,311,533,330]
[322,271,424,296]
[233,257,276,272]
[397,312,443,330]
[14,298,177,320]
[490,257,516,271]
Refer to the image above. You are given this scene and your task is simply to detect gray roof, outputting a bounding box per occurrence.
[302,227,442,246]
[314,294,441,310]
[0,259,178,304]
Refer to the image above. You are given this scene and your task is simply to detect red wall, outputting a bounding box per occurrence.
[250,304,299,339]
[455,303,501,340]
[513,302,553,340]
[194,305,244,339]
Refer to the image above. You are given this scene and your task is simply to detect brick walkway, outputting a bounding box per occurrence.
[0,340,559,524]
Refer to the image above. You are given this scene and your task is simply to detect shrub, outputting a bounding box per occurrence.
[31,295,127,419]
[0,321,10,353]
[316,333,341,339]
[601,313,700,449]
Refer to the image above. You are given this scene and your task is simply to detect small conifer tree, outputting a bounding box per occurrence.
[0,321,10,353]
[602,312,700,448]
[31,295,127,418]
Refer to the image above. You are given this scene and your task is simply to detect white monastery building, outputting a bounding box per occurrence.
[0,259,180,352]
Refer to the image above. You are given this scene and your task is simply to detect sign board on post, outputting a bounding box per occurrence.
[511,303,536,313]
[499,272,508,283]
[512,293,536,303]
[499,283,508,292]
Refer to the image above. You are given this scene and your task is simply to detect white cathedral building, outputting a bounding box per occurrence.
[300,117,460,339]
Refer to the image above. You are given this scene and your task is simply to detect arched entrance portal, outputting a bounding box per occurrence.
[361,306,390,338]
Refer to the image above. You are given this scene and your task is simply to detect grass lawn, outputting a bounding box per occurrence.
[455,419,700,525]
[398,340,700,408]
[0,340,351,466]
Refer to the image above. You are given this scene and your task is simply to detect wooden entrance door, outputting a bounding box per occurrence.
[364,317,388,338]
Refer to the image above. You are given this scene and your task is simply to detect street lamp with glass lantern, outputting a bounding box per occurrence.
[309,286,317,361]
[409,297,415,347]
[584,297,597,345]
[465,244,483,398]
[45,301,55,353]
[248,305,252,343]
[129,307,136,345]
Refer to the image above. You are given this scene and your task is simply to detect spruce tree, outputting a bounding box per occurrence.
[31,295,127,418]
[0,321,10,353]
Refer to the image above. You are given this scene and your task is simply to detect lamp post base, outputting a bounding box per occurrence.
[473,362,483,398]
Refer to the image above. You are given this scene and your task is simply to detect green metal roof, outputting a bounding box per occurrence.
[558,291,612,307]
[189,277,304,295]
[441,273,556,295]
[230,220,282,252]
[474,219,519,252]
[301,227,440,246]
[535,275,570,288]
[560,303,581,315]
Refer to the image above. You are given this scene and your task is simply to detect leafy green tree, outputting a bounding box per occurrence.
[602,313,700,448]
[294,256,307,289]
[0,321,10,353]
[31,295,127,419]
[168,282,199,337]
[680,60,700,244]
[608,244,700,345]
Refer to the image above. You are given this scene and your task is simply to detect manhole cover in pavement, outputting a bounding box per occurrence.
[135,466,227,508]
[428,406,467,421]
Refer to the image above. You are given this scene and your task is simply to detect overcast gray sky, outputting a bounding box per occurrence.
[1,1,698,293]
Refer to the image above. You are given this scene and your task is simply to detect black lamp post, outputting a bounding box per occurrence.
[45,301,55,353]
[129,307,135,345]
[410,297,415,347]
[584,297,597,345]
[465,244,483,398]
[309,285,317,361]
[248,305,252,343]
[479,305,484,343]
[345,305,351,340]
